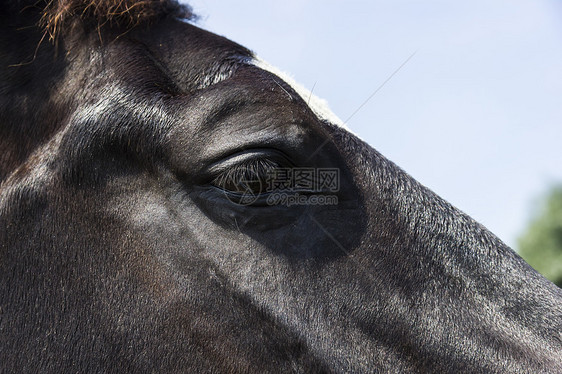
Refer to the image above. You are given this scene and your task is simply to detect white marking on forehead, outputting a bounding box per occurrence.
[252,57,352,132]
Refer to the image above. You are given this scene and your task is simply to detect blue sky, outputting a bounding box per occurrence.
[187,1,562,249]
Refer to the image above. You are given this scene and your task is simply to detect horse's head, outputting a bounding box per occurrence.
[1,1,561,372]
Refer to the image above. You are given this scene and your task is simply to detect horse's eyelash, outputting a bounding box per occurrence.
[211,158,282,188]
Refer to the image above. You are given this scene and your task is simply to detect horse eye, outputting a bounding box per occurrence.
[211,158,281,195]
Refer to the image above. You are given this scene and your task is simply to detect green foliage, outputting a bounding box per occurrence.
[518,186,562,287]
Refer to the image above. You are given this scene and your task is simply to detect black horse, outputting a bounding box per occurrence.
[1,1,561,373]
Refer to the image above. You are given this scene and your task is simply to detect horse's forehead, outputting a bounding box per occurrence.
[123,20,350,131]
[251,58,349,131]
[132,20,254,92]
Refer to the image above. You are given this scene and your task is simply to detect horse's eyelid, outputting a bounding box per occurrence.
[210,158,282,183]
[205,150,293,176]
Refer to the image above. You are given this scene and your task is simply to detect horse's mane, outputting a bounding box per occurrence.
[34,0,195,40]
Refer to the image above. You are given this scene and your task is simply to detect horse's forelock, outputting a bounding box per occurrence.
[35,0,195,40]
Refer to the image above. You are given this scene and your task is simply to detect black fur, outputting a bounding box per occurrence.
[1,1,561,373]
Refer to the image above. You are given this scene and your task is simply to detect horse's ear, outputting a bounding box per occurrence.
[0,1,62,101]
[0,1,42,22]
[0,1,45,64]
[0,0,43,37]
[0,1,24,15]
